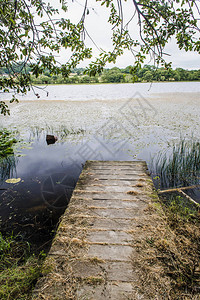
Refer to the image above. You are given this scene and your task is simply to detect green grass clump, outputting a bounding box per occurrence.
[161,193,198,222]
[0,233,45,300]
[0,259,41,300]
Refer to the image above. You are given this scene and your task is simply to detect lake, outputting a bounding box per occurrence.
[0,82,200,249]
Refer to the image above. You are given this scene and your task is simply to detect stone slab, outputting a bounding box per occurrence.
[73,191,143,200]
[87,244,133,261]
[72,260,135,282]
[81,199,141,209]
[87,160,147,166]
[72,261,103,278]
[80,179,139,186]
[87,230,132,245]
[83,174,147,180]
[77,282,133,300]
[71,194,150,204]
[86,207,145,219]
[84,169,146,175]
[87,217,132,231]
[104,261,135,281]
[77,185,146,193]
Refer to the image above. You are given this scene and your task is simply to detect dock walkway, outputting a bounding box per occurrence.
[34,161,153,299]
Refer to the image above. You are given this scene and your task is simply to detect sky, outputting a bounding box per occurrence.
[50,0,200,70]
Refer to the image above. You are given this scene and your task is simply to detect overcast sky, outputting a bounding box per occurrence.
[51,0,200,69]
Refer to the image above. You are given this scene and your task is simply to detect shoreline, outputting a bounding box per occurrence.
[24,80,200,86]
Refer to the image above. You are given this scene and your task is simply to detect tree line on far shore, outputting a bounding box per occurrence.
[1,65,200,85]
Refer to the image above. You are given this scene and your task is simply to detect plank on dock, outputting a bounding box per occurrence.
[33,160,152,300]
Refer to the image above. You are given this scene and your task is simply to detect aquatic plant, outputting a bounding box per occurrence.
[0,129,17,158]
[151,139,200,189]
[56,125,85,139]
[28,125,85,141]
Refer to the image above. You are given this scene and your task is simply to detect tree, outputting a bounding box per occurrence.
[143,70,153,82]
[0,0,200,114]
[188,70,200,81]
[0,0,92,114]
[101,68,124,83]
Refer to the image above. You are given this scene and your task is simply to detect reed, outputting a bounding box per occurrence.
[151,139,200,189]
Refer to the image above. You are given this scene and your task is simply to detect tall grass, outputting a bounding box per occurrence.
[151,139,200,189]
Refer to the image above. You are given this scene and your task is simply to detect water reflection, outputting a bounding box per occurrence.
[0,155,17,182]
[41,173,76,210]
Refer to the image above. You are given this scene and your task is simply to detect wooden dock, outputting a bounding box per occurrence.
[33,160,155,299]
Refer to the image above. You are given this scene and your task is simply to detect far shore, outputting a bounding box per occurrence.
[28,80,200,86]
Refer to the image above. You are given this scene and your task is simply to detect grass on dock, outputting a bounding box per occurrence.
[132,185,200,299]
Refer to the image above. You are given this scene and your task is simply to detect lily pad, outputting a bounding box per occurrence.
[5,178,21,184]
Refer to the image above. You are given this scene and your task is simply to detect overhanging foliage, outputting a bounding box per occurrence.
[0,0,200,114]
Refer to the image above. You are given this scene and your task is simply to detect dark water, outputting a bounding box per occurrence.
[0,130,139,251]
[1,127,200,253]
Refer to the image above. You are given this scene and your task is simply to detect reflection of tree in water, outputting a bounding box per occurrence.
[0,155,17,183]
